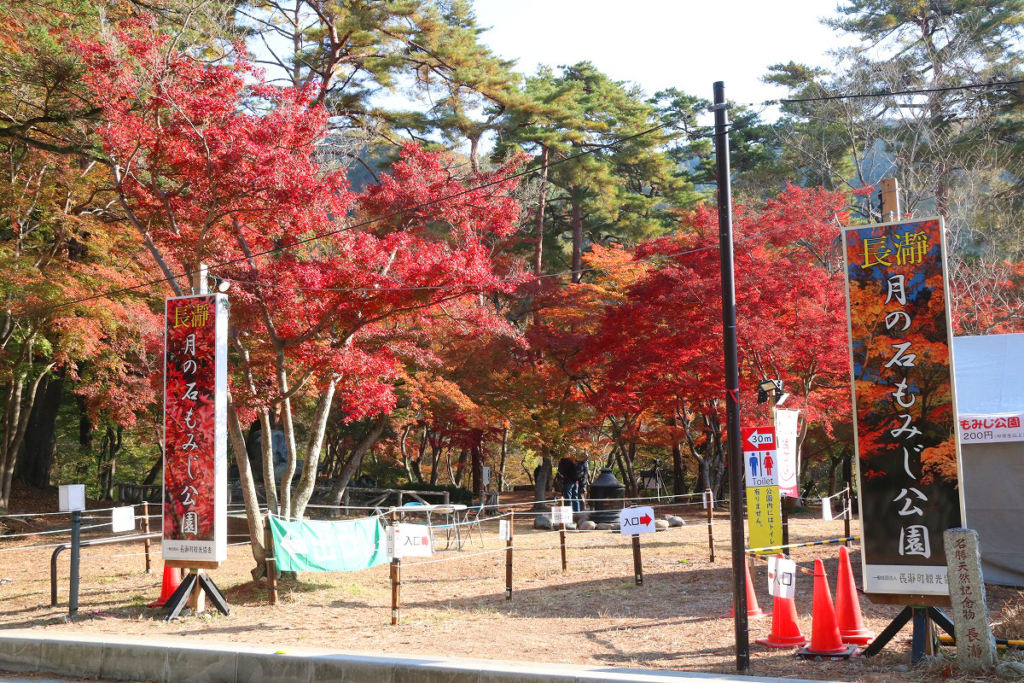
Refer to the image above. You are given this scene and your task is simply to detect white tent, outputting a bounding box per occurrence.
[954,332,1024,587]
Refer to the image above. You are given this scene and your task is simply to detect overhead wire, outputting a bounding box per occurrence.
[46,118,725,312]
[772,79,1024,105]
[23,77,1024,313]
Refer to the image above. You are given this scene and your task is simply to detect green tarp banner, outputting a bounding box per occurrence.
[268,515,388,572]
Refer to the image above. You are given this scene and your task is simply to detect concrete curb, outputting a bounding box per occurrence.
[0,630,834,683]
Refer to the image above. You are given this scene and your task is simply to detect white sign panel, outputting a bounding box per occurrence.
[386,523,433,558]
[767,555,796,599]
[111,506,136,533]
[550,505,574,526]
[482,466,491,485]
[499,519,510,541]
[775,409,800,497]
[958,413,1024,443]
[744,429,779,487]
[619,506,656,536]
[59,484,86,512]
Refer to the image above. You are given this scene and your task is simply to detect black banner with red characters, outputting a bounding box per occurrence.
[162,294,228,565]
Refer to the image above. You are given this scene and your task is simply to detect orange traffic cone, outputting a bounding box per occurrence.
[835,545,874,645]
[148,564,182,608]
[723,561,769,619]
[797,560,857,660]
[757,555,807,648]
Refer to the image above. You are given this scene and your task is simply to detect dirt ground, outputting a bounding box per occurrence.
[2,490,1023,682]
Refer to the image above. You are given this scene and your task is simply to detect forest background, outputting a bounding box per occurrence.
[3,0,1024,569]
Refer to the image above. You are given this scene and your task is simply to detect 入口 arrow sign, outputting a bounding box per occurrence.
[619,506,656,536]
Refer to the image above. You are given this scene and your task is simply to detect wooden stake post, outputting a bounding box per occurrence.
[265,518,278,605]
[141,501,152,574]
[390,510,401,625]
[632,534,643,586]
[559,498,567,573]
[705,489,715,562]
[505,513,514,601]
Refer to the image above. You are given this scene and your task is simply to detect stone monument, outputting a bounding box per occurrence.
[944,528,997,669]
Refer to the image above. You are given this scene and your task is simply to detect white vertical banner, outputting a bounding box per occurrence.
[775,409,800,498]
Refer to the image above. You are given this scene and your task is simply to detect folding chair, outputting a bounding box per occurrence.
[461,505,485,549]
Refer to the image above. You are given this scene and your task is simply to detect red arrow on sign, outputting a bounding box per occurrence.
[640,514,652,526]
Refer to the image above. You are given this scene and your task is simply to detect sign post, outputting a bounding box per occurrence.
[59,484,85,618]
[504,513,514,601]
[742,428,782,554]
[620,506,655,586]
[843,215,964,660]
[161,293,231,620]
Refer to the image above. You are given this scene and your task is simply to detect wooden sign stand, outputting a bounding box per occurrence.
[162,563,231,621]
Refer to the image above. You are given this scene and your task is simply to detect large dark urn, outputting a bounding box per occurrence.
[589,468,625,523]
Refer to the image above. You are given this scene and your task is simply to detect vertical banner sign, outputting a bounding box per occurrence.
[774,409,800,498]
[163,294,229,566]
[743,427,782,553]
[843,217,964,595]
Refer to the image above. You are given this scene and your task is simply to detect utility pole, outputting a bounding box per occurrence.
[713,81,749,673]
[880,178,901,222]
[191,262,209,295]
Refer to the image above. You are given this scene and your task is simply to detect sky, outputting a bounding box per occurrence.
[472,0,851,114]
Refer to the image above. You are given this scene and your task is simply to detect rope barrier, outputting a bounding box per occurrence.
[0,522,113,539]
[746,537,859,554]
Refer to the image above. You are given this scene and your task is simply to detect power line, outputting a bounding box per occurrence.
[771,79,1024,105]
[211,217,831,294]
[49,118,716,312]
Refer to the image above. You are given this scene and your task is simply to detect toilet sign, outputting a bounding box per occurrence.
[743,426,783,554]
[386,523,433,558]
[619,506,656,536]
[767,555,797,599]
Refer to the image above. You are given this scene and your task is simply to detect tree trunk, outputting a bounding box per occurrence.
[143,448,162,486]
[291,380,336,520]
[454,446,469,487]
[668,416,684,496]
[497,427,508,492]
[429,441,441,485]
[469,135,481,175]
[827,457,840,497]
[259,408,279,516]
[671,441,686,495]
[0,358,55,510]
[275,347,299,520]
[470,430,483,502]
[533,146,549,275]
[78,395,94,450]
[227,396,266,574]
[532,445,552,511]
[330,414,388,505]
[571,192,583,283]
[16,366,65,489]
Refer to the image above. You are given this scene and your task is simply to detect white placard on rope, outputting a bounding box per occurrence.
[767,556,796,599]
[550,505,573,526]
[619,506,656,536]
[499,519,510,541]
[386,523,433,559]
[111,506,136,533]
